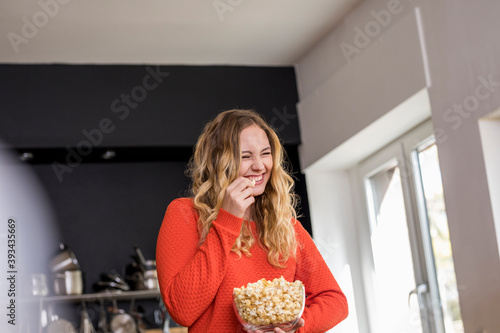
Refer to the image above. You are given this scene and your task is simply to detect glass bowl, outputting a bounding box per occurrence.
[233,284,305,332]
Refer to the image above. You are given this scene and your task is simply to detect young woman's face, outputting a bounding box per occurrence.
[238,124,273,197]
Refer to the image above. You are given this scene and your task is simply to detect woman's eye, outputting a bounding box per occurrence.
[262,152,271,156]
[242,155,251,159]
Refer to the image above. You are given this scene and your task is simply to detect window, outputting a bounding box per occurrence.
[357,121,463,333]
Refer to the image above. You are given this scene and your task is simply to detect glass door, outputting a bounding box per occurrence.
[357,121,463,333]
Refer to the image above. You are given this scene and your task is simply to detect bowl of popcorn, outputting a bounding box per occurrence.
[233,276,305,332]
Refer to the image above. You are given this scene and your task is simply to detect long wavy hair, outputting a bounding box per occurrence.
[187,109,299,268]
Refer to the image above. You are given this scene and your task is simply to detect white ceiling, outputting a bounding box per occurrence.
[0,0,360,65]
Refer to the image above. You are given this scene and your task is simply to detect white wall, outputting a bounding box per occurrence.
[296,3,426,169]
[305,171,364,333]
[418,1,500,331]
[295,0,500,332]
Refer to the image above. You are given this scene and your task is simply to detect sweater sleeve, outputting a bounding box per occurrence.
[155,198,242,327]
[293,221,348,332]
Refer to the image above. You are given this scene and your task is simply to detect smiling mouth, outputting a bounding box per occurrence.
[247,174,263,182]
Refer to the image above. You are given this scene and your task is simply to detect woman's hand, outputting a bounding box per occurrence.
[221,177,255,218]
[249,318,305,333]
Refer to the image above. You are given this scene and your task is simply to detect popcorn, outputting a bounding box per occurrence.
[233,277,304,326]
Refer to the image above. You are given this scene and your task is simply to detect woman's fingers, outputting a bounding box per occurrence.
[228,179,254,201]
[225,178,253,198]
[221,177,255,218]
[233,176,254,191]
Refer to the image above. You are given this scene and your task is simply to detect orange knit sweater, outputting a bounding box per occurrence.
[156,198,348,332]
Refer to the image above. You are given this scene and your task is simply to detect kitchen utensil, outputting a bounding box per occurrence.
[130,307,147,333]
[125,257,143,290]
[125,271,145,290]
[31,273,48,296]
[134,246,148,268]
[143,267,159,290]
[94,271,131,292]
[109,299,138,333]
[131,305,155,333]
[80,305,96,333]
[46,318,77,333]
[143,259,156,271]
[157,299,170,333]
[105,271,129,286]
[110,313,137,333]
[163,318,173,333]
[126,249,158,290]
[97,300,111,333]
[163,318,170,333]
[50,243,80,273]
[95,281,130,292]
[53,270,83,295]
[139,257,158,290]
[153,309,163,326]
[125,263,151,290]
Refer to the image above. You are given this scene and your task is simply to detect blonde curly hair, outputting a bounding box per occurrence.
[187,109,298,268]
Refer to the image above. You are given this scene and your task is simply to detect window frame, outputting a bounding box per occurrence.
[354,120,445,333]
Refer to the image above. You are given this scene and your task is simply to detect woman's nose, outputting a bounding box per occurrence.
[252,157,264,170]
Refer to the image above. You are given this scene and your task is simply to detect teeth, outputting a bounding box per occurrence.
[249,175,263,182]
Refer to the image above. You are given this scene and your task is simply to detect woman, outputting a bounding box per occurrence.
[156,110,348,332]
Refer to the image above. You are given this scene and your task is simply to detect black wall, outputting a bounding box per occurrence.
[0,65,301,147]
[0,64,310,328]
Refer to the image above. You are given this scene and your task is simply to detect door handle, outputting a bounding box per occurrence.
[408,283,428,310]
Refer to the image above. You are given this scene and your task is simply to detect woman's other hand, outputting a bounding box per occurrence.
[221,177,255,218]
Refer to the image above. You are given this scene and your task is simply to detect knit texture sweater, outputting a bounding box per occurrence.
[156,198,348,332]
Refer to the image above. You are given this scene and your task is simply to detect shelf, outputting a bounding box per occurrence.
[23,289,161,303]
